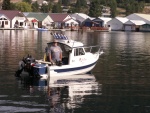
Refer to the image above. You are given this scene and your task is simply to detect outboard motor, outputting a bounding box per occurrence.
[15,54,35,77]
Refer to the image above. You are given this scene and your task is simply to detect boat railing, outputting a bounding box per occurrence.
[83,45,102,54]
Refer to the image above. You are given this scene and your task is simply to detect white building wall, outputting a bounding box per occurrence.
[63,15,71,21]
[124,25,134,31]
[12,17,26,28]
[99,17,112,27]
[65,19,79,26]
[42,16,54,28]
[0,15,10,28]
[107,19,124,31]
[4,20,10,28]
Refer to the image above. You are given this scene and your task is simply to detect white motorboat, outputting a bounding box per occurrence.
[15,33,103,78]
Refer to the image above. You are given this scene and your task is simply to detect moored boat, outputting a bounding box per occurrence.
[15,33,104,79]
[36,28,49,31]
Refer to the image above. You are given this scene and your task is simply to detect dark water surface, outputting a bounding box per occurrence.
[0,30,150,113]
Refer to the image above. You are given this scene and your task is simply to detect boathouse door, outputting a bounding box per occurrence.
[1,21,4,28]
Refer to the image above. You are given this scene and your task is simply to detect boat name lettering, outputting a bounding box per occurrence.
[79,58,86,62]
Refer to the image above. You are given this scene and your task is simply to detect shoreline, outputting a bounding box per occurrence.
[0,28,75,31]
[0,28,110,32]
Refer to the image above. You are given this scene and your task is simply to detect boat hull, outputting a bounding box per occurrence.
[38,59,98,79]
[39,52,103,79]
[18,56,98,79]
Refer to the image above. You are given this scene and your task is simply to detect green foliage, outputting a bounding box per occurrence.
[116,0,149,3]
[52,2,62,13]
[10,3,16,10]
[41,2,52,13]
[32,1,40,12]
[100,0,109,6]
[109,0,117,17]
[75,0,81,8]
[62,0,70,6]
[1,0,147,16]
[67,0,84,13]
[145,0,150,2]
[125,0,145,15]
[2,0,11,10]
[22,0,32,4]
[15,2,32,12]
[70,7,79,13]
[76,0,87,8]
[89,0,102,17]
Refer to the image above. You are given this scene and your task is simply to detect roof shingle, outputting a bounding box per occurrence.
[26,12,49,21]
[0,10,24,20]
[49,13,70,22]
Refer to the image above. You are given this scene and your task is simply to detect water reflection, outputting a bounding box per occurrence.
[17,74,102,112]
[48,74,102,110]
[1,30,150,112]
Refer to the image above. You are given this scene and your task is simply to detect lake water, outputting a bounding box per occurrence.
[0,30,150,113]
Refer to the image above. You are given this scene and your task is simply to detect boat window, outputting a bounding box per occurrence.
[84,46,100,53]
[74,48,85,56]
[74,48,78,56]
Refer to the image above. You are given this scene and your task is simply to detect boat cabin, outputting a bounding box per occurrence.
[46,39,86,65]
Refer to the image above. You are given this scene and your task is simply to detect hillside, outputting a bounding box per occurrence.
[117,6,150,17]
[0,0,22,3]
[142,6,150,13]
[0,0,150,16]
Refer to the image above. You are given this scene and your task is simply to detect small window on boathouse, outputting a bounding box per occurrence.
[5,21,8,25]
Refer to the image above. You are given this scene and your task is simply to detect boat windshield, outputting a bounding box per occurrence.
[84,45,100,53]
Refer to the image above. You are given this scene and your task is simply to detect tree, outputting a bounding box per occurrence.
[2,0,11,10]
[89,0,102,17]
[40,2,52,13]
[100,0,109,6]
[74,0,87,12]
[10,3,16,10]
[32,1,40,12]
[116,0,124,3]
[75,0,81,8]
[125,0,145,15]
[136,1,145,12]
[15,2,32,12]
[52,2,62,13]
[80,0,87,7]
[62,0,70,6]
[109,0,117,18]
[23,0,32,4]
[145,0,150,2]
[75,0,87,8]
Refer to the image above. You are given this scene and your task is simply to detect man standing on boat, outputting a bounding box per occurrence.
[49,39,62,65]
